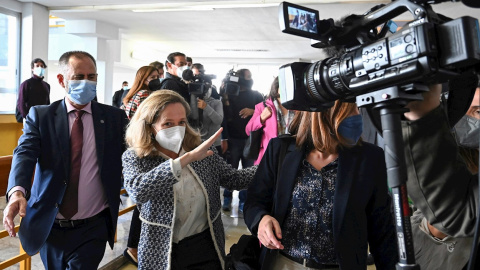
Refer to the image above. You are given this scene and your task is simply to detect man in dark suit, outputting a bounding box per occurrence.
[2,51,128,269]
[112,81,129,108]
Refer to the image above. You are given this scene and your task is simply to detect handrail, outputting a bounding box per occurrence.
[0,189,136,270]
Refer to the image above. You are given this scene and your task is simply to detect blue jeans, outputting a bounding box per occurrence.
[223,138,254,204]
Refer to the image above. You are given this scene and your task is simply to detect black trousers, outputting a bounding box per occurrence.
[39,211,109,270]
[171,229,222,270]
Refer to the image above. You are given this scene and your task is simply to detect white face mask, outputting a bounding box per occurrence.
[175,65,189,78]
[154,126,186,153]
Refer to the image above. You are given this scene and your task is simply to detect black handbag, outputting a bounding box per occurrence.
[243,101,267,159]
[226,137,291,270]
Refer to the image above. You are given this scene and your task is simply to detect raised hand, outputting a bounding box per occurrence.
[260,106,273,123]
[179,127,223,168]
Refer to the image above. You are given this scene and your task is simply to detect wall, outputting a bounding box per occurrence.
[0,115,22,156]
[0,0,48,157]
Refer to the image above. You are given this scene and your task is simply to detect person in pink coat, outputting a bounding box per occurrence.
[245,77,294,165]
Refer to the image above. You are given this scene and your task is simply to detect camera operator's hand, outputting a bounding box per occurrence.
[258,215,284,250]
[197,98,207,110]
[405,84,441,121]
[179,128,223,168]
[260,106,273,124]
[239,108,254,119]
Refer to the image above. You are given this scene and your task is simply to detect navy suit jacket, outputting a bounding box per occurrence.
[244,137,398,269]
[7,99,128,255]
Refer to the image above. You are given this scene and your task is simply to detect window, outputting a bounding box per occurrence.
[0,8,20,114]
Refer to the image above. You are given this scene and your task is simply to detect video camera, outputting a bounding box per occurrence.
[221,69,242,96]
[278,0,480,112]
[182,69,216,98]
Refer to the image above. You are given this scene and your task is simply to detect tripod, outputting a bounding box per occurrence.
[357,84,427,269]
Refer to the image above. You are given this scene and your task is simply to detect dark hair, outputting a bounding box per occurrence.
[268,77,279,100]
[191,63,204,73]
[58,51,96,75]
[237,69,250,78]
[122,81,128,85]
[165,52,186,67]
[186,56,193,63]
[31,58,47,69]
[149,61,164,70]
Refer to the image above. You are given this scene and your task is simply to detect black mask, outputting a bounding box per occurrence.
[238,77,253,89]
[148,78,162,91]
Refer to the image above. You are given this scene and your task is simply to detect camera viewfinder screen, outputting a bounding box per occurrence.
[287,6,317,34]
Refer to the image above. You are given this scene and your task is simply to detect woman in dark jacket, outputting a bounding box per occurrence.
[244,100,398,269]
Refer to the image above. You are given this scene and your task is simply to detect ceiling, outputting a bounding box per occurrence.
[18,0,480,63]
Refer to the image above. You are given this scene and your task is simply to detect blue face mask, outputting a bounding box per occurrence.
[122,86,129,91]
[338,114,363,145]
[33,67,45,77]
[67,80,97,105]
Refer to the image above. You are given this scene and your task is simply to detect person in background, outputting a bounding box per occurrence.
[191,63,223,151]
[221,68,263,212]
[160,52,190,102]
[112,81,129,108]
[149,61,165,79]
[122,90,256,269]
[244,101,398,269]
[245,77,294,165]
[191,63,220,100]
[3,50,128,270]
[186,56,193,68]
[121,66,159,119]
[16,58,50,123]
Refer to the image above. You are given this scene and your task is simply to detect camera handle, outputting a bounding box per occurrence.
[189,94,203,129]
[357,85,426,269]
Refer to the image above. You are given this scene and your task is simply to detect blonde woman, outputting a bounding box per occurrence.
[122,90,256,269]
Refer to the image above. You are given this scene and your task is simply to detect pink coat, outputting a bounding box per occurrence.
[245,99,279,165]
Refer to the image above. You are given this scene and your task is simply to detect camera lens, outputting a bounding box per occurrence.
[304,57,349,104]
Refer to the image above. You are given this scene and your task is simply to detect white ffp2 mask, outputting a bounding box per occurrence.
[154,126,186,153]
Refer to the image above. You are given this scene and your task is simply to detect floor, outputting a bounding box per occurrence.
[1,191,376,270]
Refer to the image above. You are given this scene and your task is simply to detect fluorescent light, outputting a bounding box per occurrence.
[132,7,215,12]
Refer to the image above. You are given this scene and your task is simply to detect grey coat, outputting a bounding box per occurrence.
[200,97,223,147]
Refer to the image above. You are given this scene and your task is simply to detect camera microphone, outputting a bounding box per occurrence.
[182,69,195,81]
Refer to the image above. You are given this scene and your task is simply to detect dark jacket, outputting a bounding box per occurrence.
[112,89,128,108]
[7,99,128,255]
[402,106,478,237]
[160,72,190,102]
[17,75,50,119]
[244,137,398,269]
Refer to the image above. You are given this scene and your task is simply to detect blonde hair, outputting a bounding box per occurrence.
[290,100,361,154]
[125,90,201,157]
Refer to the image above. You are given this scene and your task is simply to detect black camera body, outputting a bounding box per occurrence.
[222,69,242,96]
[278,0,480,111]
[182,69,216,98]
